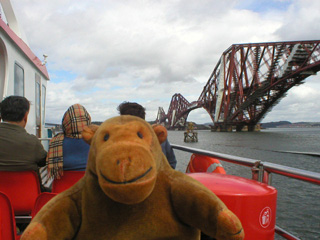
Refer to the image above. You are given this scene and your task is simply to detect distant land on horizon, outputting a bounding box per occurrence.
[259,121,320,128]
[47,121,320,130]
[200,121,320,129]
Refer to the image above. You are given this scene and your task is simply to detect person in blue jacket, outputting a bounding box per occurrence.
[46,104,91,179]
[117,101,177,169]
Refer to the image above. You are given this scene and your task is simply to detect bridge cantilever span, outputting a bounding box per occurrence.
[156,93,202,129]
[157,40,320,131]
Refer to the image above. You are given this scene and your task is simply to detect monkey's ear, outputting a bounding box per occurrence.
[152,124,167,144]
[82,125,99,145]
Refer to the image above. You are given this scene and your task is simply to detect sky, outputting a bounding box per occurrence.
[9,0,320,124]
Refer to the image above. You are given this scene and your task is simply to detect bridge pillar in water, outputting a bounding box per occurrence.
[236,125,244,132]
[248,124,261,132]
[248,125,255,132]
[211,124,233,132]
[238,124,260,132]
[212,124,260,132]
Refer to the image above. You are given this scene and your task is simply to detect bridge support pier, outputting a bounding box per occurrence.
[211,124,233,132]
[236,125,244,132]
[248,124,261,132]
[212,124,261,132]
[239,124,261,132]
[247,125,255,132]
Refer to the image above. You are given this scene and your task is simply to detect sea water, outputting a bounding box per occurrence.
[168,128,320,240]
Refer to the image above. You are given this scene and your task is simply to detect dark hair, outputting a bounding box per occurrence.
[117,101,146,120]
[0,96,30,122]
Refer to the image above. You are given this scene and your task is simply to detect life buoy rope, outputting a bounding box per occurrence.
[207,162,224,173]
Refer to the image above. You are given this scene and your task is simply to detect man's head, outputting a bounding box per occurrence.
[117,101,146,120]
[0,96,30,126]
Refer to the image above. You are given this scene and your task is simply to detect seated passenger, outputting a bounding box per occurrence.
[47,104,91,179]
[0,96,47,189]
[117,101,177,169]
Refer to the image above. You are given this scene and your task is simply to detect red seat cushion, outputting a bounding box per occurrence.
[0,191,18,240]
[31,193,57,218]
[0,171,41,215]
[52,171,85,193]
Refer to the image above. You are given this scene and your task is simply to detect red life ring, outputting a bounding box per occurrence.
[186,154,226,174]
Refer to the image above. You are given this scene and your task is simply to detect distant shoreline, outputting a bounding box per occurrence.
[260,121,320,128]
[45,121,320,131]
[192,121,320,129]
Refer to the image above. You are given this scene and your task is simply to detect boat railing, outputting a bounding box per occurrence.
[171,144,320,240]
[171,144,320,185]
[39,138,52,141]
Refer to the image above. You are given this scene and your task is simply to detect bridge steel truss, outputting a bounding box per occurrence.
[157,40,320,131]
[156,93,202,129]
[200,40,320,131]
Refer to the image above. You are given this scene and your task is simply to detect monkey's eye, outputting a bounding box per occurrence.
[137,132,143,139]
[103,134,109,141]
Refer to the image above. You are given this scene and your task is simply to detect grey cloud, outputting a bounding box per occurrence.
[275,0,320,40]
[11,0,320,124]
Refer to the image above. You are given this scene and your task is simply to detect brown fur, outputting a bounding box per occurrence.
[21,115,244,240]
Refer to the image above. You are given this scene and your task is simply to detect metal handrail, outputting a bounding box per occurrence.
[275,226,302,240]
[171,144,320,240]
[39,138,51,141]
[171,144,320,185]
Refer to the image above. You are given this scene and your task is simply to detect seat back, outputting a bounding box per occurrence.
[0,191,17,240]
[52,171,85,193]
[0,171,41,215]
[31,193,57,218]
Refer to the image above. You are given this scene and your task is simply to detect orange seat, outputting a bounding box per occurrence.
[31,193,57,218]
[0,191,18,240]
[0,171,41,215]
[52,171,85,193]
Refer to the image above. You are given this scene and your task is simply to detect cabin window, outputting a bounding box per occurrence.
[14,63,24,96]
[42,85,46,125]
[35,75,41,121]
[35,74,41,137]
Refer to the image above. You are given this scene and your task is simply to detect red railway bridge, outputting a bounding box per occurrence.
[156,40,320,131]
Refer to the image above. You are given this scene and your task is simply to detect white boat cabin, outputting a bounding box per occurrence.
[0,0,50,138]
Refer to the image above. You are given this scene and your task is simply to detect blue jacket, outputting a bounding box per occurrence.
[62,137,90,171]
[161,139,177,169]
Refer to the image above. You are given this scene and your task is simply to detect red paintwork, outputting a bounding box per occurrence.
[0,18,49,80]
[270,169,320,185]
[188,173,277,240]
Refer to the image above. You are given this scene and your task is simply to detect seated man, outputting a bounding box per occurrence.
[0,96,47,188]
[117,101,177,169]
